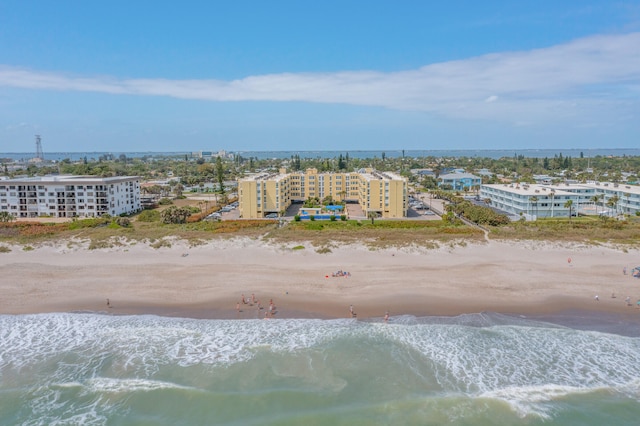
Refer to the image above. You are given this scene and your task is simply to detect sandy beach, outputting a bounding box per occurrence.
[1,237,639,320]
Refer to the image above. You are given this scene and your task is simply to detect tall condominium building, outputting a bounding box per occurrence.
[0,175,141,219]
[239,168,408,219]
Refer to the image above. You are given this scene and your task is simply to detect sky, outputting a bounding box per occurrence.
[1,1,639,153]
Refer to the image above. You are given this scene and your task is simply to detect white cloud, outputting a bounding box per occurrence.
[0,32,639,124]
[4,122,38,131]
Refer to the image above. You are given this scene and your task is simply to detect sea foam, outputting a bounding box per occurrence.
[2,312,640,422]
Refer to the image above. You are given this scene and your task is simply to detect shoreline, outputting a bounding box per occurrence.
[2,238,639,328]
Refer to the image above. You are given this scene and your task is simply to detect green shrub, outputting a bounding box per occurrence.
[67,217,111,230]
[158,198,173,205]
[138,210,160,222]
[340,214,347,221]
[310,215,315,221]
[330,215,337,221]
[160,206,192,224]
[294,215,301,222]
[115,217,131,227]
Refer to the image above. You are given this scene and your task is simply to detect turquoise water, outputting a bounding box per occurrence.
[2,313,640,425]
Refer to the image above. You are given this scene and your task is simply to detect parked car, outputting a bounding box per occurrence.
[265,213,278,218]
[205,212,222,221]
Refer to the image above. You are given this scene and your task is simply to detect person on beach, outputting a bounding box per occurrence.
[236,302,240,312]
[626,296,631,306]
[251,293,256,304]
[106,298,110,308]
[384,311,389,323]
[623,266,627,275]
[350,305,356,318]
[594,295,599,301]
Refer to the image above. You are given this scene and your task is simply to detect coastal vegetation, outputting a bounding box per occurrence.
[491,215,640,245]
[2,212,639,251]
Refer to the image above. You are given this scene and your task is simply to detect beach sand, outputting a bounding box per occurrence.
[1,237,639,320]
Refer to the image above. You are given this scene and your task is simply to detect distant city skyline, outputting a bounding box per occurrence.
[1,1,639,152]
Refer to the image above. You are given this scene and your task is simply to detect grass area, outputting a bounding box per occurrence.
[0,218,278,249]
[489,215,640,245]
[263,219,484,249]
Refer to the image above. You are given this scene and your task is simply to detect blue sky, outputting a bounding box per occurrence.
[1,1,639,153]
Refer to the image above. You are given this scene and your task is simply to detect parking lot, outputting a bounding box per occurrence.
[209,199,441,221]
[204,200,239,221]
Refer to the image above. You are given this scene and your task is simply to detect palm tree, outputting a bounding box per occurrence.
[624,193,631,215]
[530,196,538,219]
[367,211,377,225]
[607,195,619,217]
[564,199,574,222]
[590,195,600,215]
[0,211,15,222]
[174,183,184,198]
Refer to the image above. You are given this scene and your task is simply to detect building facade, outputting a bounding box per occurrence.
[239,168,408,219]
[480,182,640,219]
[0,175,141,218]
[438,172,482,191]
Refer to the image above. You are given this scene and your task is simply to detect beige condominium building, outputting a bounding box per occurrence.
[239,168,408,219]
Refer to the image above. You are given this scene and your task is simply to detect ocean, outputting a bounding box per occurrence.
[2,312,640,425]
[3,148,640,162]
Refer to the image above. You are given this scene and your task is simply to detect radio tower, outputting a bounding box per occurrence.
[35,135,44,161]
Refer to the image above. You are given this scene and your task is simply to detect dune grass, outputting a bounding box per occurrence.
[489,216,640,246]
[2,215,639,250]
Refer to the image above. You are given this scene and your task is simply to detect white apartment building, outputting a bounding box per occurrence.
[480,182,640,219]
[0,175,141,218]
